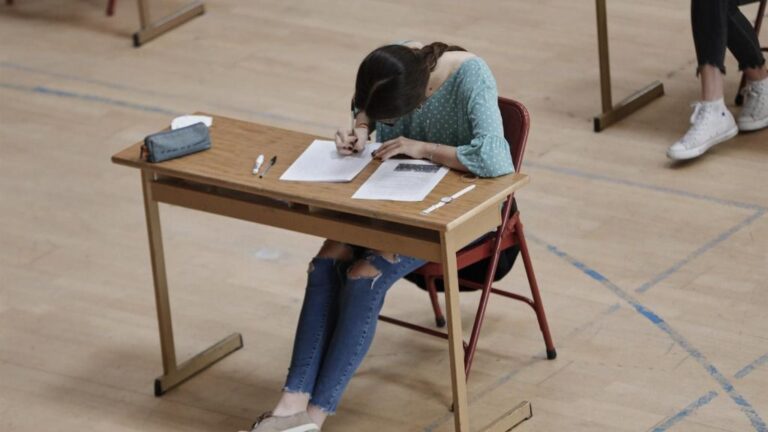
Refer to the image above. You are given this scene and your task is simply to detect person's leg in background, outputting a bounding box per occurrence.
[727,1,768,131]
[668,0,737,160]
[305,251,426,428]
[668,0,767,160]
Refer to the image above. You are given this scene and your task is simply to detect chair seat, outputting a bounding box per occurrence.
[413,213,519,277]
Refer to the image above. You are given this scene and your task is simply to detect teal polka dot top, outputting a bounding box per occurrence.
[376,57,515,177]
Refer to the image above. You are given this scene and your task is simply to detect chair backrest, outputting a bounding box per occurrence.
[497,97,530,171]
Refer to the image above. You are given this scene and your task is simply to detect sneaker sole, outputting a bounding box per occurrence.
[281,425,320,432]
[667,125,738,160]
[737,115,768,132]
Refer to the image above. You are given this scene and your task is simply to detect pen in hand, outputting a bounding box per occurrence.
[349,114,359,154]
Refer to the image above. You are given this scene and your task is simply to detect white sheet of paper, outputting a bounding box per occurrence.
[280,140,381,182]
[352,159,449,201]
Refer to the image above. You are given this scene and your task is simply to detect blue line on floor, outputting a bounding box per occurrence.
[648,351,768,431]
[0,61,173,97]
[526,161,765,211]
[635,209,766,293]
[735,353,768,380]
[0,61,338,130]
[650,391,719,432]
[527,234,767,432]
[0,82,181,116]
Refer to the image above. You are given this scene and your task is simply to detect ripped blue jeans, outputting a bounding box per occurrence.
[283,246,426,413]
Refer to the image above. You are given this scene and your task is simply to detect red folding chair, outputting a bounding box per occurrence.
[379,97,556,380]
[736,0,768,105]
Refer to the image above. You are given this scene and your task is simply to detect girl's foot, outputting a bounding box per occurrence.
[667,98,738,160]
[242,411,320,432]
[737,77,768,132]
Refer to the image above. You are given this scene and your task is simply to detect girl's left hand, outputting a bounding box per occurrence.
[374,136,428,161]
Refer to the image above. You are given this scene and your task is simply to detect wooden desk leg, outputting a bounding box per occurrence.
[141,171,243,396]
[442,230,532,432]
[133,0,206,47]
[593,0,664,132]
[481,402,532,432]
[440,231,470,431]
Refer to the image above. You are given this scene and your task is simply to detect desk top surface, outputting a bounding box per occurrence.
[112,114,529,232]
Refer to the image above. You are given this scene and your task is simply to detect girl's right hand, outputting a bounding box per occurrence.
[335,127,368,155]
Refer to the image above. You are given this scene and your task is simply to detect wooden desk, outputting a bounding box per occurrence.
[112,115,533,431]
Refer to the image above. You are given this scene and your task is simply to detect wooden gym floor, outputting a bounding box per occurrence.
[1,1,766,431]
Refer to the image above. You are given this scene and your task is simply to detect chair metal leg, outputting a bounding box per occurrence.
[464,229,506,379]
[737,75,748,106]
[106,0,116,16]
[463,274,494,379]
[427,276,446,328]
[516,221,556,359]
[6,0,13,6]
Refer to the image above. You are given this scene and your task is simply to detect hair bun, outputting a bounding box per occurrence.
[419,42,466,71]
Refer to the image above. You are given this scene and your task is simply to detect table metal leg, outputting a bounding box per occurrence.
[141,171,243,396]
[133,0,205,47]
[593,0,664,132]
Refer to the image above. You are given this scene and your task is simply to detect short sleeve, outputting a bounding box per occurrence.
[455,64,515,178]
[376,121,404,143]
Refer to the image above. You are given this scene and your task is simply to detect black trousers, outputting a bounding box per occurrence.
[692,0,766,74]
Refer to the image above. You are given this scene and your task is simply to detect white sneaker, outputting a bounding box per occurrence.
[667,99,738,161]
[737,77,768,132]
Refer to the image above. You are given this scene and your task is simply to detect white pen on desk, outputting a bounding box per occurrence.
[252,154,265,175]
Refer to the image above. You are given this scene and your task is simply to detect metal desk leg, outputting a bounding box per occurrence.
[133,0,205,47]
[593,0,664,132]
[141,170,243,396]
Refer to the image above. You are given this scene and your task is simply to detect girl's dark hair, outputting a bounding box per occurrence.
[353,42,466,121]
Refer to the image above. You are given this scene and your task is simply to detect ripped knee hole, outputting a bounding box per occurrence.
[347,260,381,279]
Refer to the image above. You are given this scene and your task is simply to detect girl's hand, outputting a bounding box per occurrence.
[373,136,429,161]
[335,127,368,155]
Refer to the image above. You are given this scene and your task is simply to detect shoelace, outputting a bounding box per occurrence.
[680,102,715,146]
[689,101,705,125]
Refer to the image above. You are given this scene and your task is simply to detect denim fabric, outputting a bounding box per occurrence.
[691,0,766,74]
[283,250,426,413]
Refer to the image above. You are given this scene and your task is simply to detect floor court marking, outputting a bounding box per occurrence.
[526,235,767,432]
[650,352,768,431]
[525,162,766,295]
[635,209,766,294]
[0,61,338,130]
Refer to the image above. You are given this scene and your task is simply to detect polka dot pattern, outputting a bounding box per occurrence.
[377,57,515,178]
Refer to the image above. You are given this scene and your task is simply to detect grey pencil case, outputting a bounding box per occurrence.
[141,122,212,163]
